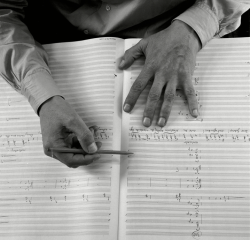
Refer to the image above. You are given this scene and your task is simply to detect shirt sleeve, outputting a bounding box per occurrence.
[174,0,250,47]
[0,1,63,114]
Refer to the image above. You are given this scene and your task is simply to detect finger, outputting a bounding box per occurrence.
[89,125,99,137]
[51,139,102,168]
[123,66,153,113]
[90,128,94,136]
[158,79,177,127]
[71,135,102,150]
[45,148,59,160]
[68,117,97,154]
[143,78,165,127]
[95,141,102,150]
[119,39,146,69]
[44,146,94,167]
[54,152,100,168]
[64,133,76,148]
[183,76,199,118]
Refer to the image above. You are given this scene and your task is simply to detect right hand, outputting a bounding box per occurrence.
[120,20,201,128]
[39,96,101,168]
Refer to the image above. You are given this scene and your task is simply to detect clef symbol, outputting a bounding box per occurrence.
[192,230,202,240]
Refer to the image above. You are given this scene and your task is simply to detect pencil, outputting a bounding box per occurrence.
[48,148,133,155]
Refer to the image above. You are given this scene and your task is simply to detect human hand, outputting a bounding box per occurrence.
[39,96,101,168]
[120,20,201,127]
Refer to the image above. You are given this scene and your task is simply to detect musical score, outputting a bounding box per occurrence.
[125,124,250,239]
[1,37,250,239]
[123,37,250,239]
[129,127,250,143]
[1,177,111,191]
[0,128,114,159]
[11,193,112,205]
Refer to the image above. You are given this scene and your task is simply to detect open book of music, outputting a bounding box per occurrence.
[0,37,249,240]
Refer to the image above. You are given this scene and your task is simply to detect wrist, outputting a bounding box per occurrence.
[38,96,64,116]
[171,20,202,53]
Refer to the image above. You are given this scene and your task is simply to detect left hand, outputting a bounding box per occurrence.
[39,96,101,168]
[119,20,201,127]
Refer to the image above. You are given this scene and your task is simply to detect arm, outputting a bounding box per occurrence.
[120,0,250,127]
[175,0,250,47]
[0,0,60,112]
[0,1,100,167]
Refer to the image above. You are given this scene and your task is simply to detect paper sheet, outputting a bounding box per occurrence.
[119,37,250,240]
[0,38,124,240]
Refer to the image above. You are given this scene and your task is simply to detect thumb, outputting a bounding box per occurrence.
[119,39,146,69]
[70,119,97,154]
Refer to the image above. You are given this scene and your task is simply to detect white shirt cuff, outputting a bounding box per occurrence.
[174,3,219,47]
[21,69,63,114]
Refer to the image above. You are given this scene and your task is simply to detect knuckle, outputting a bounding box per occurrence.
[124,49,131,57]
[185,87,196,97]
[176,56,186,65]
[66,162,77,168]
[165,90,175,103]
[173,45,188,56]
[176,63,190,78]
[79,128,92,139]
[138,38,147,51]
[131,80,145,92]
[148,89,160,102]
[66,115,78,127]
[144,63,155,73]
[178,65,187,75]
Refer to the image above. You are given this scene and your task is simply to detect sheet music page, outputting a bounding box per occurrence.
[119,38,250,240]
[0,37,124,240]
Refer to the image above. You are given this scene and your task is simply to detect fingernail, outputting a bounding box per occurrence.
[88,142,97,153]
[143,117,151,127]
[119,60,125,68]
[124,104,131,112]
[158,117,166,127]
[193,109,198,117]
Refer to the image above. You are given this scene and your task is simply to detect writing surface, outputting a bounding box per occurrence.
[0,38,124,240]
[119,37,250,240]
